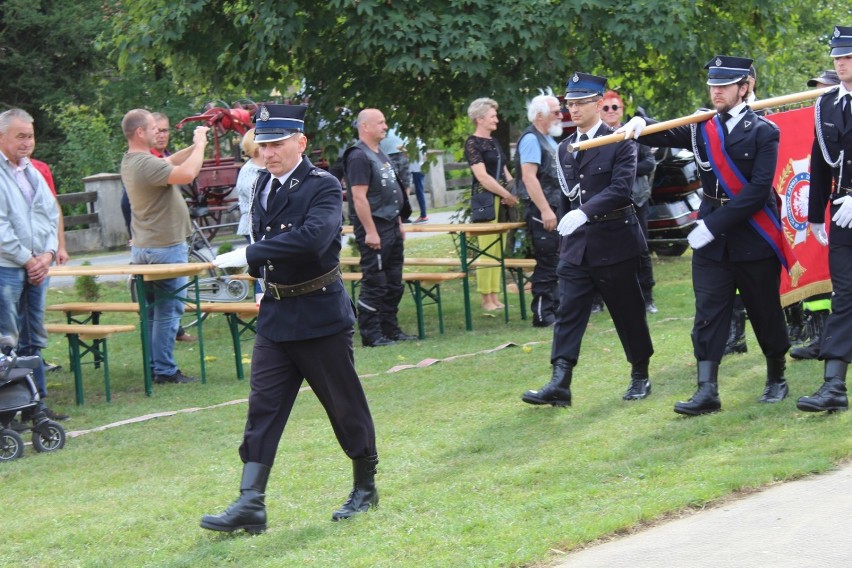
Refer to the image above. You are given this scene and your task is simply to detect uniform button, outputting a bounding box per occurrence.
[744,153,749,157]
[265,226,271,232]
[288,223,293,227]
[579,174,585,179]
[582,190,586,194]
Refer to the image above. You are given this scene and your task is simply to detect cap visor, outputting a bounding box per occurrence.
[254,131,298,143]
[831,46,852,57]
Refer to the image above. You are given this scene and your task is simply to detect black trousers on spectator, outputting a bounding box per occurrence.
[354,218,405,341]
[239,330,376,467]
[691,253,789,362]
[551,256,653,365]
[524,201,559,323]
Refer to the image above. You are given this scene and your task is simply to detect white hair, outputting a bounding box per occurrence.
[0,108,34,133]
[527,94,559,123]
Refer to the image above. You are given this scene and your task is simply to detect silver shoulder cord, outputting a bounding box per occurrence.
[814,94,845,185]
[556,139,582,204]
[246,173,265,294]
[691,122,712,171]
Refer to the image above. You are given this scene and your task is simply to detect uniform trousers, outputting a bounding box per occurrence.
[354,218,405,340]
[551,256,653,365]
[819,242,852,362]
[691,253,789,362]
[635,202,655,301]
[524,200,559,322]
[239,330,376,467]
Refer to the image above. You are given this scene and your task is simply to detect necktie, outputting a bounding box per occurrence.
[267,178,282,208]
[844,94,851,128]
[720,112,732,123]
[574,133,588,160]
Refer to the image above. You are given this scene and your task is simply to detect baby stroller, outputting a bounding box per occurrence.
[0,336,66,461]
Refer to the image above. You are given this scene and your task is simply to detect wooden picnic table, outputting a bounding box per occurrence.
[342,222,525,329]
[48,263,213,395]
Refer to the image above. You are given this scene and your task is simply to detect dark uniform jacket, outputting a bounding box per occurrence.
[556,123,644,267]
[639,108,780,262]
[809,87,852,246]
[246,156,354,342]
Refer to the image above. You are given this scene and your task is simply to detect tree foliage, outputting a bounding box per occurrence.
[110,0,842,151]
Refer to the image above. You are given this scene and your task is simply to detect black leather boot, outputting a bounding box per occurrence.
[332,455,379,521]
[200,462,270,534]
[522,358,573,407]
[790,310,829,360]
[759,356,789,403]
[623,360,651,400]
[784,303,806,344]
[797,360,849,413]
[723,308,747,356]
[674,361,721,416]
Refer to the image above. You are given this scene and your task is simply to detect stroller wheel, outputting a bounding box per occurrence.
[32,421,66,453]
[1,428,25,460]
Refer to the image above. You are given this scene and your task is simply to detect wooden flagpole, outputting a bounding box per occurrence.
[567,86,834,153]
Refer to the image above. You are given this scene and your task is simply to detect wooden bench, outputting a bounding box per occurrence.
[342,272,465,338]
[341,257,537,320]
[45,323,136,405]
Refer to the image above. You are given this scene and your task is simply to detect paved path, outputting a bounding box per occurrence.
[554,461,852,568]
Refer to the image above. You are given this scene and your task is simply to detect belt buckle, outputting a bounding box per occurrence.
[269,284,281,300]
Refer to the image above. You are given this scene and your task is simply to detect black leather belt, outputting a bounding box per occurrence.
[588,204,636,223]
[266,266,341,300]
[703,193,731,206]
[833,186,852,198]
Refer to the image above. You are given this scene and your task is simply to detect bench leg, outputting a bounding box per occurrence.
[66,334,85,406]
[101,337,111,403]
[225,313,244,381]
[408,282,427,339]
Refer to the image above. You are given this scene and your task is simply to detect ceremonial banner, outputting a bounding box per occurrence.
[770,107,832,306]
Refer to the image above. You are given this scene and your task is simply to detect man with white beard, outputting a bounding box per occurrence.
[514,94,564,327]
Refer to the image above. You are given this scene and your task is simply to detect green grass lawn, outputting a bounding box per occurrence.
[2,238,850,568]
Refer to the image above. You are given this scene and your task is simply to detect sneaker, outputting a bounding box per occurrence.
[43,407,70,421]
[176,333,198,342]
[413,216,429,224]
[645,301,658,314]
[153,370,199,384]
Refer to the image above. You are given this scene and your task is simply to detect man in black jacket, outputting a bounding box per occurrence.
[621,55,790,415]
[797,26,852,413]
[202,104,378,533]
[522,72,654,407]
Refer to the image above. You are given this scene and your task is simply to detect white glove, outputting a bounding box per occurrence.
[213,247,248,268]
[687,220,715,249]
[557,209,588,236]
[617,116,647,140]
[810,222,829,246]
[832,195,852,228]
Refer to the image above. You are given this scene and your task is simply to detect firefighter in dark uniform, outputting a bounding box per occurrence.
[521,72,654,407]
[343,108,416,347]
[622,56,791,415]
[201,104,378,534]
[515,94,563,327]
[797,26,852,413]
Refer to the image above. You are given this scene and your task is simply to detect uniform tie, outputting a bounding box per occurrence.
[574,133,588,160]
[844,94,851,128]
[267,178,282,208]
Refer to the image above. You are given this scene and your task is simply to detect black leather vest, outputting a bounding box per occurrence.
[344,141,402,223]
[514,125,561,206]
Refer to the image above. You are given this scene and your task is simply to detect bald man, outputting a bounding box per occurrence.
[343,109,415,347]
